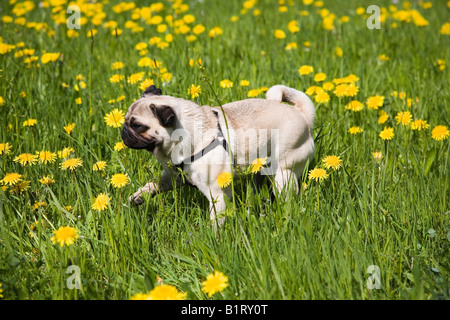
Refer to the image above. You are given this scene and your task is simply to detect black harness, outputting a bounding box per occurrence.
[174,110,231,171]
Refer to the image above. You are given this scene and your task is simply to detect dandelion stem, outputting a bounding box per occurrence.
[200,66,236,210]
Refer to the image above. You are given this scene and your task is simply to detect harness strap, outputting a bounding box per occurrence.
[175,110,230,171]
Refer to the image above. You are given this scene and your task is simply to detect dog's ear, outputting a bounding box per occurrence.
[150,104,176,127]
[142,85,162,98]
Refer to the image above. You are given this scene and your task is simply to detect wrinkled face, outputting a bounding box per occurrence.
[121,85,176,153]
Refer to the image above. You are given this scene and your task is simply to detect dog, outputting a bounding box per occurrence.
[121,85,315,229]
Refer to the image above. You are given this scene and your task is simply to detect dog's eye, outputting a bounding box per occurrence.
[131,123,148,131]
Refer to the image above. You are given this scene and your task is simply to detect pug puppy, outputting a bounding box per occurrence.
[121,85,315,229]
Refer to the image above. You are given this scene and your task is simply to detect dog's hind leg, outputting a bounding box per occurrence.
[205,187,232,234]
[273,168,299,196]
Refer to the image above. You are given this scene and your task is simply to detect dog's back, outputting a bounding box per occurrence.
[212,85,315,170]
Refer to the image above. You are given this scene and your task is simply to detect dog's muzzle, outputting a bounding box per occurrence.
[121,124,157,152]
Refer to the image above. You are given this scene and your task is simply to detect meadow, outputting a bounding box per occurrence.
[0,0,449,300]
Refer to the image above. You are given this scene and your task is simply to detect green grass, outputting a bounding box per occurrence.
[0,0,449,300]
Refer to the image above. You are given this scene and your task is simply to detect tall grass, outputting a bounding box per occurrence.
[0,0,449,299]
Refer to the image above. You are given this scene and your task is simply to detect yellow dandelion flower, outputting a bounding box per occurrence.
[274,29,286,39]
[60,158,83,171]
[322,155,342,170]
[9,180,30,194]
[410,119,429,131]
[111,28,122,36]
[39,175,55,185]
[298,65,314,75]
[333,84,348,97]
[220,79,233,88]
[147,284,187,300]
[192,24,205,35]
[208,26,223,38]
[305,86,323,96]
[201,271,229,298]
[157,41,169,50]
[345,100,364,112]
[130,292,152,300]
[64,123,75,135]
[0,96,5,106]
[14,153,38,166]
[104,109,125,128]
[344,83,359,97]
[23,119,37,127]
[288,20,300,33]
[139,79,154,91]
[322,82,335,91]
[308,168,328,182]
[75,97,82,105]
[128,72,145,85]
[314,73,326,82]
[93,161,107,171]
[379,127,395,141]
[109,74,124,83]
[372,151,383,162]
[111,61,124,70]
[1,173,22,186]
[32,201,47,211]
[110,173,130,188]
[285,42,298,50]
[279,6,288,13]
[240,80,250,87]
[0,142,12,155]
[395,111,412,126]
[248,88,262,98]
[92,193,109,211]
[378,111,389,124]
[160,72,173,83]
[315,90,330,103]
[348,126,364,135]
[251,157,267,174]
[50,226,79,247]
[335,46,343,57]
[356,7,365,15]
[135,42,148,51]
[440,22,450,35]
[58,147,74,159]
[366,95,385,110]
[433,59,446,71]
[41,52,60,64]
[36,151,57,164]
[217,172,232,188]
[431,125,450,141]
[378,54,390,61]
[345,74,360,83]
[187,84,202,99]
[114,141,127,151]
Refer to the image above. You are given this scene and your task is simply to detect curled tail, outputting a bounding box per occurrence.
[265,85,316,128]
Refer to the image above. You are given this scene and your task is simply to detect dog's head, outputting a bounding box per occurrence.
[121,85,177,153]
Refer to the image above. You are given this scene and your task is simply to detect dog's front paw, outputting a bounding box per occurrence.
[129,192,144,206]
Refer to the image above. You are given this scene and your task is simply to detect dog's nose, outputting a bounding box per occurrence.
[121,124,128,138]
[121,124,133,148]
